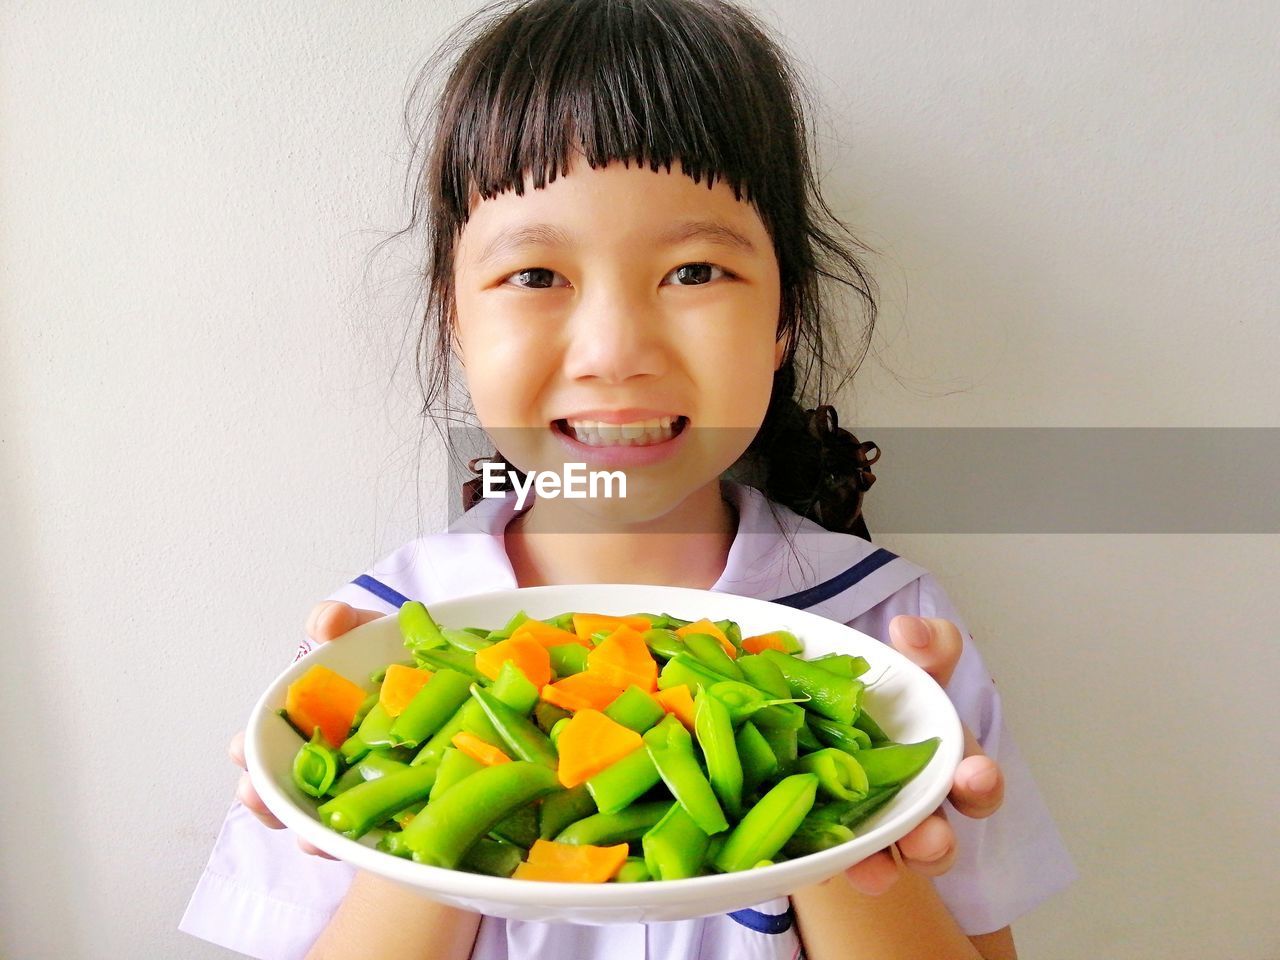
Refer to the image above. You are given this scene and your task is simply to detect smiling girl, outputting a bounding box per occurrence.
[182,2,1075,958]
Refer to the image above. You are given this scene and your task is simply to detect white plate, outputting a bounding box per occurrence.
[245,583,962,924]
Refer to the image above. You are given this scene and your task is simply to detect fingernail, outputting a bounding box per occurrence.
[905,616,931,647]
[967,764,998,793]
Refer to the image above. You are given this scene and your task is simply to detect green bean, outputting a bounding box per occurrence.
[316,763,438,840]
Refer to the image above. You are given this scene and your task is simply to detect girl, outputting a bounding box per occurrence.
[182,1,1075,957]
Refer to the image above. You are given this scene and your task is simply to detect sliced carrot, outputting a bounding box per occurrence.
[510,618,589,648]
[586,625,658,692]
[571,613,652,645]
[540,672,627,713]
[676,618,736,659]
[513,839,630,882]
[378,663,435,718]
[474,634,552,689]
[452,730,512,766]
[654,683,697,732]
[741,632,789,655]
[555,709,644,787]
[285,664,368,749]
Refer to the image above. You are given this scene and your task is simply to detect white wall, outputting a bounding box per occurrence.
[2,2,1275,958]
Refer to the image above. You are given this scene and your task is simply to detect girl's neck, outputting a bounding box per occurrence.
[501,480,739,590]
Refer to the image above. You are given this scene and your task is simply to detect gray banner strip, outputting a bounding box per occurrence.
[444,427,1280,533]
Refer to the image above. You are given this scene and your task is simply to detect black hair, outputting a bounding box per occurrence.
[372,0,882,542]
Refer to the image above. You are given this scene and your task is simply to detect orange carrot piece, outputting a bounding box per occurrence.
[452,731,512,766]
[513,839,630,882]
[540,673,626,713]
[474,634,552,689]
[510,618,588,648]
[586,625,658,692]
[741,632,789,656]
[676,618,736,659]
[285,664,369,749]
[555,709,644,787]
[654,683,697,732]
[571,613,652,644]
[378,663,435,718]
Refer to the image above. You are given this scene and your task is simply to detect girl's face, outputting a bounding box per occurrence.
[452,155,784,524]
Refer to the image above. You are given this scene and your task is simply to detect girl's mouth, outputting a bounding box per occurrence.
[554,416,689,447]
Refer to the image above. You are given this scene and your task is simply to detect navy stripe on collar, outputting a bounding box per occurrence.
[352,574,409,609]
[769,548,898,609]
[726,905,794,934]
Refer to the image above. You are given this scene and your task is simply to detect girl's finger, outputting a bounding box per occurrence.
[298,837,338,860]
[236,772,285,830]
[895,810,958,878]
[228,730,247,771]
[843,847,901,896]
[307,601,385,644]
[949,725,1004,819]
[888,615,964,689]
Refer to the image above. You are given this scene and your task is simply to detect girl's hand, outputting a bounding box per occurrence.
[227,601,385,859]
[842,615,1006,895]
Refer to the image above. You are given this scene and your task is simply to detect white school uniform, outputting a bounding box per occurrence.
[180,479,1076,959]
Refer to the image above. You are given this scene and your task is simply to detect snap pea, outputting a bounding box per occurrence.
[316,763,438,839]
[809,715,873,754]
[549,717,569,749]
[327,750,409,797]
[428,747,485,803]
[586,746,662,815]
[796,747,869,801]
[549,611,577,632]
[642,628,686,660]
[612,857,652,882]
[736,654,791,700]
[492,660,540,715]
[401,761,561,869]
[351,690,379,726]
[734,720,779,796]
[442,627,495,654]
[548,642,589,677]
[459,837,525,877]
[711,619,743,650]
[796,719,823,753]
[412,646,486,682]
[485,609,529,641]
[388,668,474,748]
[533,700,571,735]
[490,802,540,848]
[704,680,805,727]
[538,784,598,840]
[657,652,727,694]
[643,714,729,835]
[810,784,902,829]
[782,818,856,857]
[853,708,891,745]
[694,688,743,819]
[713,773,819,873]
[604,685,666,734]
[470,684,558,770]
[410,698,501,767]
[352,701,397,750]
[683,633,743,680]
[641,802,709,880]
[399,600,448,651]
[292,728,341,798]
[810,653,870,679]
[759,649,863,725]
[851,738,941,787]
[554,800,670,846]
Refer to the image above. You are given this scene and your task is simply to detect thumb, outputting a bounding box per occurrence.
[306,601,386,644]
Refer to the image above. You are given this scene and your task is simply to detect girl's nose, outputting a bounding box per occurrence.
[561,286,670,384]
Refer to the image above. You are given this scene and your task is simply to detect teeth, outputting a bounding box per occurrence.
[564,417,682,447]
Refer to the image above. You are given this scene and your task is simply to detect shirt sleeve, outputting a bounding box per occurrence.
[847,574,1079,936]
[178,582,400,959]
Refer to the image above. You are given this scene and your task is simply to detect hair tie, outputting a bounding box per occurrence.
[803,404,880,534]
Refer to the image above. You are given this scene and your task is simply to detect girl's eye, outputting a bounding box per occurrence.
[503,268,566,289]
[664,262,728,286]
